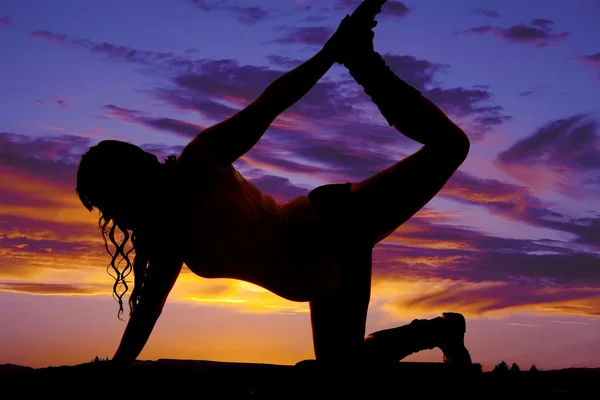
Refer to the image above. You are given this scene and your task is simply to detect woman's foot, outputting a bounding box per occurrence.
[364,312,472,366]
[438,312,472,366]
[326,0,385,64]
[345,0,385,55]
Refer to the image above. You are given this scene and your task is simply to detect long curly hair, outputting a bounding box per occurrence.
[76,140,180,320]
[97,214,148,320]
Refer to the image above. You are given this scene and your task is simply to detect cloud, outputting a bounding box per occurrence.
[142,54,509,185]
[273,1,410,45]
[460,26,493,35]
[0,132,90,184]
[189,0,272,25]
[29,29,509,138]
[333,0,411,19]
[574,52,600,68]
[573,52,600,78]
[380,54,450,91]
[150,88,240,121]
[35,96,69,110]
[2,129,599,316]
[266,55,303,69]
[244,175,310,202]
[272,26,333,46]
[341,53,511,134]
[366,207,600,319]
[390,281,600,317]
[100,104,205,139]
[189,0,222,12]
[424,87,511,133]
[29,30,199,71]
[0,134,108,279]
[294,2,331,21]
[233,6,271,25]
[0,282,107,296]
[471,8,500,19]
[456,19,570,48]
[374,210,600,286]
[496,114,600,196]
[0,15,11,27]
[440,167,600,251]
[382,1,411,19]
[0,132,188,283]
[519,90,536,97]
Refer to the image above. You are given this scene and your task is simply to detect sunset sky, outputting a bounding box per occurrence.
[1,0,599,371]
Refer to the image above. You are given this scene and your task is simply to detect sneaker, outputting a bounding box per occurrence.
[349,0,385,25]
[337,0,386,62]
[438,312,472,366]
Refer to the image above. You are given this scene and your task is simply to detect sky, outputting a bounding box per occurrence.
[1,0,599,371]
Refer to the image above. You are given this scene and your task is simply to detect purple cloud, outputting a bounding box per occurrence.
[461,26,493,34]
[383,1,410,18]
[29,29,509,137]
[531,18,554,30]
[29,30,511,196]
[189,0,272,25]
[150,87,239,120]
[35,96,69,110]
[333,0,411,19]
[0,132,89,185]
[574,52,600,77]
[246,175,310,202]
[574,52,600,67]
[496,114,600,195]
[154,52,508,181]
[101,104,205,139]
[272,26,333,46]
[29,30,68,42]
[3,130,599,313]
[425,87,509,125]
[294,2,331,22]
[391,281,600,316]
[519,90,536,97]
[233,6,270,24]
[375,210,600,289]
[456,19,571,48]
[471,8,500,19]
[29,30,198,70]
[266,55,303,69]
[441,167,600,252]
[189,0,221,12]
[0,15,11,27]
[381,54,450,91]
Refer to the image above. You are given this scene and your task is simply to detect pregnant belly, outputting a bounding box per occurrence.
[183,225,341,301]
[257,254,342,302]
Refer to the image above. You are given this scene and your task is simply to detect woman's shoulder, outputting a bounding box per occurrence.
[179,136,229,171]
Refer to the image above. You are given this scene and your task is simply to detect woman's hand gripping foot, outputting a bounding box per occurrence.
[323,0,387,64]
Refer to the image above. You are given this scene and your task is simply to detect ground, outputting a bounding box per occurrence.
[1,359,597,398]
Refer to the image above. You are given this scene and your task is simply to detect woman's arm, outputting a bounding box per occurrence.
[111,257,183,366]
[186,47,338,168]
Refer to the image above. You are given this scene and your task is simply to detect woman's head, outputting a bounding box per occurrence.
[76,140,174,319]
[76,140,161,230]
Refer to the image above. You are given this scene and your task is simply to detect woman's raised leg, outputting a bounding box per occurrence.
[340,30,470,246]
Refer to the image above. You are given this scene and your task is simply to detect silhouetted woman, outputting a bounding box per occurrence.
[76,0,471,369]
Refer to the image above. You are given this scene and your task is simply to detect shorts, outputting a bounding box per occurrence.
[307,182,368,247]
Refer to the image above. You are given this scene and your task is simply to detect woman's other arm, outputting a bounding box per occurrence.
[111,257,183,367]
